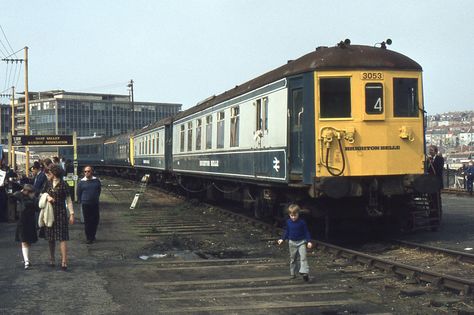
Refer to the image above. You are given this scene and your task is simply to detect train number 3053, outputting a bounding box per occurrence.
[361,72,384,80]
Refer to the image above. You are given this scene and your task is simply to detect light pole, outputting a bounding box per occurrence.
[127,79,134,131]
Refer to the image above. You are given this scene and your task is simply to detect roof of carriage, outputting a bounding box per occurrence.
[171,42,421,121]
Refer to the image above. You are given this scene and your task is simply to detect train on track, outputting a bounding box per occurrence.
[61,39,442,235]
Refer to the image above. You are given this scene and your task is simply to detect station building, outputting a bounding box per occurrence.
[9,90,181,138]
[0,104,12,144]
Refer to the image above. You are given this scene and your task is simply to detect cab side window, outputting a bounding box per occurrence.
[393,78,419,117]
[319,78,351,118]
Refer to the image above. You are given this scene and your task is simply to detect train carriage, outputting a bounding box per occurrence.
[76,40,441,234]
[103,133,132,168]
[165,40,440,231]
[133,117,173,173]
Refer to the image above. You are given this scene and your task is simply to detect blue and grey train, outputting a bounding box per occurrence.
[64,40,442,234]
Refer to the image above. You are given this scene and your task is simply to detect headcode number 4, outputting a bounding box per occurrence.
[373,97,382,111]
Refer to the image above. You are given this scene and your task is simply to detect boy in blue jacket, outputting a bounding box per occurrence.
[278,204,313,281]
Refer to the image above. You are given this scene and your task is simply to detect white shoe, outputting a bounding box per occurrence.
[24,262,31,270]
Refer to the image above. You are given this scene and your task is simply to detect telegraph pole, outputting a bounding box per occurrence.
[24,46,30,176]
[128,79,134,131]
[10,86,15,168]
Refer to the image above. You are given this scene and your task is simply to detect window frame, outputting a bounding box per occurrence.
[230,106,240,147]
[318,77,352,119]
[393,77,419,118]
[217,111,225,149]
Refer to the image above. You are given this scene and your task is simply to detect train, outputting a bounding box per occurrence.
[61,40,442,235]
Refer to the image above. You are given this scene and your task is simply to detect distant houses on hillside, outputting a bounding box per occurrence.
[426,111,474,151]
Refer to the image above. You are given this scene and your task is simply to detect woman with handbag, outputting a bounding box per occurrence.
[42,164,75,270]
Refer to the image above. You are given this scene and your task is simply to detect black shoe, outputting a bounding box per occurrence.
[24,262,31,270]
[61,263,68,271]
[302,274,309,282]
[86,240,93,244]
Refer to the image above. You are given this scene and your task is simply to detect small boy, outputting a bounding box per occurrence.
[278,204,312,281]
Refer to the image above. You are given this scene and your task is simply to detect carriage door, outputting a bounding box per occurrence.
[288,77,304,176]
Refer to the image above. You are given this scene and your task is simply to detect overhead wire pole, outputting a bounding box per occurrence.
[24,46,29,176]
[10,86,15,168]
[128,79,134,131]
[2,46,29,173]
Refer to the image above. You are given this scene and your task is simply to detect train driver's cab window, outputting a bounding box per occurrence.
[365,83,383,114]
[217,111,225,149]
[206,115,212,149]
[393,78,419,117]
[230,106,239,147]
[180,125,185,152]
[319,78,351,118]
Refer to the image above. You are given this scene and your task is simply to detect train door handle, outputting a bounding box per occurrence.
[297,108,304,125]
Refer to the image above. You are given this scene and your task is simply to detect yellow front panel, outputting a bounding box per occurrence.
[315,70,425,177]
[130,137,135,166]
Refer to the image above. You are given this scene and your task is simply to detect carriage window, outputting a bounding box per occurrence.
[148,136,151,155]
[230,106,239,147]
[365,83,383,114]
[255,98,268,131]
[187,122,193,151]
[206,115,212,149]
[180,125,185,152]
[156,133,159,154]
[393,78,419,117]
[151,135,155,154]
[196,119,202,151]
[217,111,225,149]
[319,78,351,118]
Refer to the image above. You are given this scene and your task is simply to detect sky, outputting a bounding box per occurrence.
[1,0,473,115]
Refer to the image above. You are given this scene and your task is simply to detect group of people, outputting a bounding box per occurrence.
[458,161,474,195]
[1,157,101,271]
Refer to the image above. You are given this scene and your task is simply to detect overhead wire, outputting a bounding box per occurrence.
[15,62,23,88]
[3,64,8,90]
[0,44,7,58]
[0,24,17,57]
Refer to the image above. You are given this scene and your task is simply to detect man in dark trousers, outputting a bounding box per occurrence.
[427,145,445,188]
[77,166,102,244]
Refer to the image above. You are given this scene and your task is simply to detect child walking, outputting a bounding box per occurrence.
[278,204,313,281]
[12,184,39,269]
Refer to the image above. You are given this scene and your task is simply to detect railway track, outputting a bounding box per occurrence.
[105,176,474,313]
[215,206,474,295]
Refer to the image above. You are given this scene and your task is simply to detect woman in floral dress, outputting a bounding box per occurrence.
[42,164,75,270]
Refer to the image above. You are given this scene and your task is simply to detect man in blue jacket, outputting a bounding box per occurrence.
[77,166,102,244]
[31,162,47,194]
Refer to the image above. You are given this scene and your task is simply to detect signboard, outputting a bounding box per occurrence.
[12,135,74,146]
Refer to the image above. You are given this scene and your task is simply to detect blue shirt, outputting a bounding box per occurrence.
[281,218,311,242]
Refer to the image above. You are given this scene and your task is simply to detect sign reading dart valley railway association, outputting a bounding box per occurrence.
[12,135,74,146]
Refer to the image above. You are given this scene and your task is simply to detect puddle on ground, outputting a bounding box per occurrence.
[138,250,202,261]
[138,249,248,261]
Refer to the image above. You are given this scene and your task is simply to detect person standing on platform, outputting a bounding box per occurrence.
[77,166,101,244]
[427,145,445,188]
[0,164,8,222]
[31,162,47,195]
[466,160,474,195]
[12,184,39,269]
[42,164,75,270]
